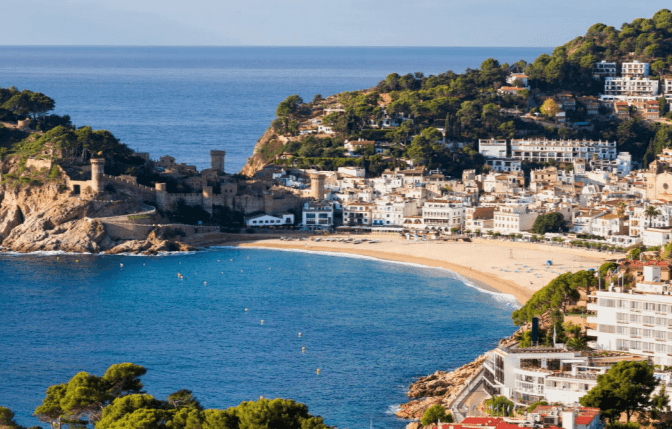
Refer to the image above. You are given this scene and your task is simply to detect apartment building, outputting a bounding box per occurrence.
[510,139,617,163]
[493,204,538,234]
[621,61,650,78]
[465,207,495,231]
[603,77,659,98]
[484,346,601,406]
[592,61,617,79]
[486,158,522,173]
[644,100,660,120]
[479,139,508,158]
[664,79,672,97]
[372,199,420,226]
[421,199,466,230]
[302,201,334,230]
[588,266,672,366]
[343,201,374,226]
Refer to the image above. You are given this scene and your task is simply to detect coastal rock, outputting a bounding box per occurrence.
[396,355,485,420]
[104,230,197,255]
[240,127,277,177]
[406,422,421,429]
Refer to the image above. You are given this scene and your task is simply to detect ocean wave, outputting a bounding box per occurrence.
[386,404,401,415]
[215,245,521,309]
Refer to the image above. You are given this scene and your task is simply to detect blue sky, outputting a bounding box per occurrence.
[3,0,672,46]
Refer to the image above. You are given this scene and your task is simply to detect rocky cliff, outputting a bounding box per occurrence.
[239,127,282,177]
[0,160,195,255]
[396,355,485,420]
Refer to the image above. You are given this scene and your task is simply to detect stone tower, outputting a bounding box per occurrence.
[90,158,105,193]
[211,150,226,173]
[310,173,325,200]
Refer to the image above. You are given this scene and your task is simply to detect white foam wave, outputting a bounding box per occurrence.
[386,404,401,415]
[218,245,520,308]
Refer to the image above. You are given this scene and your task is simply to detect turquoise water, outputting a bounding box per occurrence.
[0,46,548,173]
[0,248,517,428]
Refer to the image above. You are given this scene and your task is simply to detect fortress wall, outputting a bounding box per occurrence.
[101,220,219,241]
[26,159,53,171]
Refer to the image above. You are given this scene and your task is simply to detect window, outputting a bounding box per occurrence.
[599,298,616,307]
[599,325,615,333]
[630,314,642,323]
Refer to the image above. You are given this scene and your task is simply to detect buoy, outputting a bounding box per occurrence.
[247,256,249,259]
[204,281,207,285]
[75,259,79,263]
[217,259,220,262]
[120,263,123,268]
[143,263,145,266]
[56,256,59,261]
[230,258,233,262]
[302,347,305,353]
[268,267,271,270]
[241,270,244,273]
[316,369,320,375]
[245,308,248,312]
[261,320,264,325]
[298,332,302,337]
[178,273,181,277]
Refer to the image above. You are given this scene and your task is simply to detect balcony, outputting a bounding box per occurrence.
[587,329,598,337]
[587,317,598,325]
[587,303,598,312]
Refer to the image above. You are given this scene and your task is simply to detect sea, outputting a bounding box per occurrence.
[0,47,549,428]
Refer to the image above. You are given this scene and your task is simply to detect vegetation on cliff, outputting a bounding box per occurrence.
[0,363,329,429]
[247,9,672,177]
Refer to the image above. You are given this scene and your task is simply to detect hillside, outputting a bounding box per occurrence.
[242,9,672,178]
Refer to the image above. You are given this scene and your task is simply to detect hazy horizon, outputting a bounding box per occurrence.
[2,0,671,47]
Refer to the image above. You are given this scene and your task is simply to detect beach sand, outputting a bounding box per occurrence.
[235,236,619,305]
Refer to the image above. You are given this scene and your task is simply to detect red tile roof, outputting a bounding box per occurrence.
[461,417,505,426]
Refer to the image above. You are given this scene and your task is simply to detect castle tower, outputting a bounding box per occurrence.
[310,173,325,201]
[90,158,105,193]
[154,183,171,212]
[210,150,226,173]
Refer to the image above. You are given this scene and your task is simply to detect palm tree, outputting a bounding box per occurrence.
[646,205,661,227]
[616,201,627,218]
[566,336,587,351]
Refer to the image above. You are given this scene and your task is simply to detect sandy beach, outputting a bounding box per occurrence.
[235,236,619,305]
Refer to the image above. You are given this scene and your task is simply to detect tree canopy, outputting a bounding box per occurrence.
[531,213,567,234]
[580,361,658,422]
[512,271,595,325]
[14,363,330,429]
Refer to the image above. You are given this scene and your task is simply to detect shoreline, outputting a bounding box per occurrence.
[232,236,617,305]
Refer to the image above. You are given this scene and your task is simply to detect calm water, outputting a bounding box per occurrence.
[0,46,548,172]
[0,47,539,427]
[0,248,517,428]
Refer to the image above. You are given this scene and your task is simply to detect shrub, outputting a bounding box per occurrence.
[421,404,452,426]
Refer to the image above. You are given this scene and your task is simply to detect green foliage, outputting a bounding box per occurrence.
[421,404,452,426]
[605,423,640,429]
[580,361,658,422]
[485,396,514,416]
[531,213,567,234]
[0,406,20,427]
[651,386,670,419]
[527,401,548,413]
[33,364,328,429]
[512,271,595,325]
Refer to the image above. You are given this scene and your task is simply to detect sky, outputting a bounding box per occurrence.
[1,0,672,47]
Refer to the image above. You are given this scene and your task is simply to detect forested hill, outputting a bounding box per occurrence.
[243,9,672,178]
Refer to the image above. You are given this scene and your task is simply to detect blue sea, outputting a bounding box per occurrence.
[0,249,518,428]
[0,47,548,428]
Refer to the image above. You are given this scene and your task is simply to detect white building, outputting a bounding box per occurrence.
[484,346,603,406]
[317,125,334,134]
[493,204,538,234]
[642,227,672,247]
[343,201,374,226]
[486,158,522,173]
[421,199,466,231]
[511,139,617,163]
[592,61,617,79]
[588,266,672,366]
[479,138,507,158]
[372,199,420,226]
[302,201,334,230]
[245,213,294,227]
[622,60,650,78]
[338,166,366,178]
[603,77,659,98]
[506,73,529,88]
